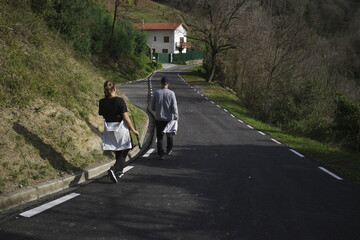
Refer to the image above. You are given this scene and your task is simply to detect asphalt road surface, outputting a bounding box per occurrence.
[1,65,360,239]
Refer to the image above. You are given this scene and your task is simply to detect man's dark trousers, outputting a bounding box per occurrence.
[155,120,173,157]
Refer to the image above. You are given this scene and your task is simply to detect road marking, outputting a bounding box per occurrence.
[247,125,254,129]
[216,105,221,108]
[143,148,155,158]
[290,149,305,158]
[205,97,209,100]
[258,131,266,135]
[319,167,343,180]
[210,101,215,104]
[20,193,80,218]
[123,166,134,173]
[271,138,282,144]
[238,119,244,123]
[224,109,228,112]
[230,114,235,118]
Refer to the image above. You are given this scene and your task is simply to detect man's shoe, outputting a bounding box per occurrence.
[117,173,124,179]
[108,169,118,183]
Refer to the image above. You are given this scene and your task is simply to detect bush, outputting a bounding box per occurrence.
[333,93,360,151]
[30,0,148,61]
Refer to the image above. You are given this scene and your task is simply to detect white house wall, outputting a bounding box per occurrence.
[146,30,175,54]
[174,25,187,54]
[145,26,187,54]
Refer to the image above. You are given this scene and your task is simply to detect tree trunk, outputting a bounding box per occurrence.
[111,1,119,39]
[207,53,217,82]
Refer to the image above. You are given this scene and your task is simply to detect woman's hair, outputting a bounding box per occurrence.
[104,81,115,98]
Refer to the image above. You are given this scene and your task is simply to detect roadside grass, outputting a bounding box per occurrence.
[181,68,360,184]
[0,0,149,195]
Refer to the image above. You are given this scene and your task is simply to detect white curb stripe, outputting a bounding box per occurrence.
[238,119,244,123]
[247,125,254,129]
[123,166,134,173]
[319,167,343,180]
[143,148,155,158]
[258,131,266,135]
[271,138,282,144]
[20,193,80,218]
[290,149,305,158]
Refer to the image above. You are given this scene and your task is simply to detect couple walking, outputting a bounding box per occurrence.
[99,76,178,183]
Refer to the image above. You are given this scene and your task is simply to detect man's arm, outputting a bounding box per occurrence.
[172,92,179,120]
[150,93,156,111]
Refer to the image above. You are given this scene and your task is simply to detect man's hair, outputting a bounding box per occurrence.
[161,76,170,85]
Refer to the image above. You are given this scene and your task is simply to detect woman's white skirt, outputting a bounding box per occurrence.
[102,121,132,151]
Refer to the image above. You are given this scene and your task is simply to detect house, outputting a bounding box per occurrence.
[133,22,191,54]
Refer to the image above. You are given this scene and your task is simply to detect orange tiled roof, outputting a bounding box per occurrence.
[133,22,188,31]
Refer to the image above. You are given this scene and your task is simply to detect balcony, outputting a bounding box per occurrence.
[176,42,191,49]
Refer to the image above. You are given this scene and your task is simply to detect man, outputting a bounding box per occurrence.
[151,76,179,160]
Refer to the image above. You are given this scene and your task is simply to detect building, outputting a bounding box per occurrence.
[133,22,191,54]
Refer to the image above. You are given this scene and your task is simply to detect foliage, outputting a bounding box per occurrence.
[29,0,149,63]
[186,0,360,152]
[333,93,360,151]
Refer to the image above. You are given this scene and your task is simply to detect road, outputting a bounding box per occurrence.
[1,65,360,239]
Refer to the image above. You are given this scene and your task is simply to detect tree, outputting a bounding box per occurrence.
[173,0,247,82]
[111,0,134,38]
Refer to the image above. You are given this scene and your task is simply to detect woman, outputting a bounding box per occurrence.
[99,81,139,183]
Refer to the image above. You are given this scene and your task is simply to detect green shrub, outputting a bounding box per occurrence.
[333,93,360,151]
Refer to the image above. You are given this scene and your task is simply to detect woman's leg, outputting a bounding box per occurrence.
[113,150,129,174]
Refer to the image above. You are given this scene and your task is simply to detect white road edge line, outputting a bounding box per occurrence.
[247,125,254,129]
[224,109,228,112]
[290,149,305,158]
[238,119,244,123]
[143,148,155,158]
[20,193,80,218]
[319,167,343,180]
[123,166,134,173]
[258,131,266,135]
[271,138,282,144]
[230,114,235,118]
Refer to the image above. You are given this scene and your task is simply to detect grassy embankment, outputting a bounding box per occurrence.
[0,0,168,194]
[181,68,360,184]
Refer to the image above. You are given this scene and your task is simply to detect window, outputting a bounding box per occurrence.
[162,49,168,53]
[154,36,157,41]
[164,36,169,43]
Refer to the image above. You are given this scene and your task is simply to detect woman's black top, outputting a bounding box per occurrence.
[99,97,128,122]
